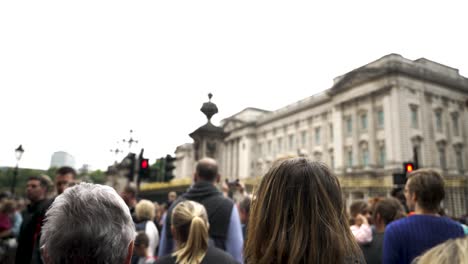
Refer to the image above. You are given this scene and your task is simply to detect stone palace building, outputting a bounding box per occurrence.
[174,54,468,217]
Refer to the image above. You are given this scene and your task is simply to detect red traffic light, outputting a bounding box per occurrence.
[404,162,415,173]
[406,164,413,172]
[141,159,149,169]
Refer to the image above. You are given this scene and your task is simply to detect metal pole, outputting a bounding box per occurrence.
[11,164,18,196]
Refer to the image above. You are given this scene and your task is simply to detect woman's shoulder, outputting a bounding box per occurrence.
[203,247,239,264]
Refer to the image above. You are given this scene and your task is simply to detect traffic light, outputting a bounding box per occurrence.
[404,162,415,174]
[121,153,136,182]
[164,155,176,182]
[139,158,150,179]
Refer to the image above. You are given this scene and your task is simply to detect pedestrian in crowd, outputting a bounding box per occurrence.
[167,192,177,207]
[41,175,55,199]
[383,169,464,264]
[54,166,76,196]
[238,196,251,240]
[155,201,238,264]
[134,232,157,264]
[244,158,364,264]
[159,203,168,229]
[361,197,406,264]
[0,200,15,239]
[153,202,163,234]
[159,158,243,263]
[412,236,468,264]
[159,192,177,231]
[12,198,24,237]
[122,184,139,223]
[0,200,15,264]
[40,183,135,264]
[135,200,160,257]
[349,200,373,244]
[16,175,52,264]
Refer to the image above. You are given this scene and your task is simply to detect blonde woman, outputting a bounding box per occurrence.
[413,236,468,264]
[155,201,238,264]
[136,200,160,257]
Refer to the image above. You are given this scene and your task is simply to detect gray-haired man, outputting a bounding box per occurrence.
[40,183,135,264]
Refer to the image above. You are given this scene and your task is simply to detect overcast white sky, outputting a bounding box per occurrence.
[1,1,467,171]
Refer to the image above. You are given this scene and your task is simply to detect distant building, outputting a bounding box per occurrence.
[50,151,76,168]
[174,54,468,217]
[174,143,195,179]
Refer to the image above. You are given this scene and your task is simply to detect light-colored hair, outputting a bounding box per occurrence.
[414,236,468,264]
[245,158,362,264]
[136,199,156,221]
[171,201,209,264]
[40,183,135,264]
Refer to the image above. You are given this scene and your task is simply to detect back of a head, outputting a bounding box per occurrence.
[136,199,156,222]
[195,158,218,182]
[171,201,209,264]
[349,200,368,218]
[373,197,406,225]
[414,236,468,264]
[239,196,251,214]
[245,158,361,264]
[123,184,137,198]
[407,169,445,212]
[40,183,135,264]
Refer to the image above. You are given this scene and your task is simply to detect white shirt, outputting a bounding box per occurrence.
[144,221,159,257]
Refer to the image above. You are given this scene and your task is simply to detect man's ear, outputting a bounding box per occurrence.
[411,192,418,204]
[124,241,134,264]
[193,173,198,183]
[216,174,220,184]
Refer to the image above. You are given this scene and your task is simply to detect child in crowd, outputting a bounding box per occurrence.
[134,232,157,264]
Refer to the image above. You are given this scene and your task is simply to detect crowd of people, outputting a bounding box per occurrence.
[0,157,467,264]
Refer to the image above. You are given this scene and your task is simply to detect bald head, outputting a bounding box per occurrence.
[195,158,219,182]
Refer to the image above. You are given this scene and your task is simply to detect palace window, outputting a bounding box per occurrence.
[277,137,283,153]
[362,148,369,167]
[301,131,307,147]
[452,113,460,137]
[438,145,447,170]
[315,127,321,145]
[289,134,295,150]
[377,109,384,129]
[347,149,353,168]
[378,145,386,167]
[346,117,353,135]
[410,106,419,129]
[435,110,443,133]
[361,113,368,130]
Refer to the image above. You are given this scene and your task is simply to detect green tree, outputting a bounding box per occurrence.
[88,170,106,184]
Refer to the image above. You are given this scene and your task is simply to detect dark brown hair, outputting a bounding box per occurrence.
[407,169,445,212]
[373,197,406,225]
[56,166,77,178]
[349,200,369,218]
[245,158,362,264]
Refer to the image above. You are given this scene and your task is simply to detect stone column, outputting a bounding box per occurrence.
[369,98,377,167]
[332,105,344,173]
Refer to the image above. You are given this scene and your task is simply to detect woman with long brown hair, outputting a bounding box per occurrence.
[245,157,364,264]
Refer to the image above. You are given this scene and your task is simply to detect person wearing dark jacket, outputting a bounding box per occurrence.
[158,158,243,263]
[155,201,238,264]
[16,175,52,264]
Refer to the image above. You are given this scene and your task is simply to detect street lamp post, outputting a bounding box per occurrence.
[11,145,24,196]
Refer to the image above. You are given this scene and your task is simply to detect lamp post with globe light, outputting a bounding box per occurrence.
[11,145,24,196]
